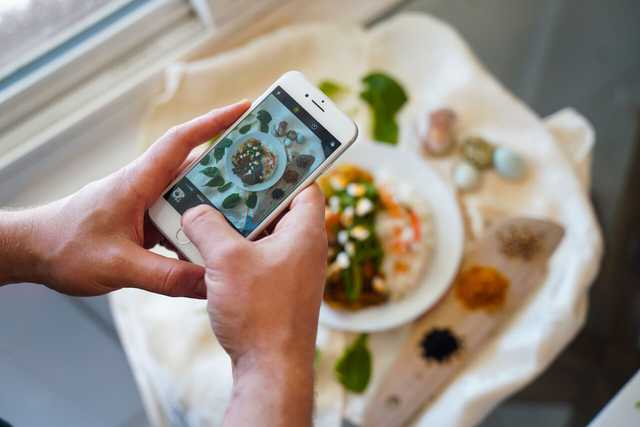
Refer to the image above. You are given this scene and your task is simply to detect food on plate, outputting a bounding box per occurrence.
[320,164,434,310]
[493,147,527,180]
[420,108,457,156]
[461,137,494,169]
[231,138,277,186]
[452,160,481,192]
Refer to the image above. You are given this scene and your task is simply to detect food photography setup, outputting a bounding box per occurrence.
[0,1,639,427]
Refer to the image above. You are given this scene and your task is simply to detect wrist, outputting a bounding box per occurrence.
[226,351,315,427]
[0,209,49,285]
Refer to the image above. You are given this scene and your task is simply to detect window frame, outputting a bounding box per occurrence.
[0,0,200,159]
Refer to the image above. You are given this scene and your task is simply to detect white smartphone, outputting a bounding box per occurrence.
[149,71,358,265]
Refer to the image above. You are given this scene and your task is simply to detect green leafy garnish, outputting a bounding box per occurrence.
[335,334,372,393]
[199,153,211,166]
[256,110,272,133]
[319,80,348,100]
[245,193,257,209]
[239,124,252,134]
[360,72,408,145]
[222,193,241,209]
[201,166,220,178]
[218,181,232,192]
[214,138,233,161]
[205,175,225,187]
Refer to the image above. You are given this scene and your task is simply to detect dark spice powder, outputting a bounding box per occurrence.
[497,225,542,260]
[420,328,461,363]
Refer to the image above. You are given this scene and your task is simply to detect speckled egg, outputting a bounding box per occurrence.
[296,133,305,144]
[462,137,494,169]
[420,108,457,156]
[493,147,526,180]
[452,161,481,192]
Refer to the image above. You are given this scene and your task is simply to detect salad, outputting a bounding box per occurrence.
[320,165,432,310]
[231,138,277,186]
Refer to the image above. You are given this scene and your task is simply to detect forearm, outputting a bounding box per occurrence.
[224,353,315,427]
[0,209,46,285]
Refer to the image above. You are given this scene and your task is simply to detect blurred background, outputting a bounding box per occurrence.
[0,0,639,426]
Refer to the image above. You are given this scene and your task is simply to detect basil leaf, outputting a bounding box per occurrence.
[239,124,252,134]
[201,167,219,178]
[214,145,226,161]
[199,153,211,166]
[319,80,348,100]
[205,175,225,187]
[360,72,407,145]
[335,334,372,393]
[218,181,232,192]
[245,192,257,209]
[222,193,241,209]
[256,110,272,133]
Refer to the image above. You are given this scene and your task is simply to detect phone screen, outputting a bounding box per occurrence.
[163,86,341,236]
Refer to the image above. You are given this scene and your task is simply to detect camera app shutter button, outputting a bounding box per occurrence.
[175,228,191,245]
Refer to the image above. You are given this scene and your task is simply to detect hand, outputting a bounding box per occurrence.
[181,185,327,426]
[0,101,250,298]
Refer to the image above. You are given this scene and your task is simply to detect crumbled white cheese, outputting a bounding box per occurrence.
[400,226,415,242]
[345,241,356,256]
[329,196,341,213]
[336,252,350,269]
[355,198,374,216]
[346,183,366,197]
[341,206,355,227]
[351,225,370,241]
[337,230,349,246]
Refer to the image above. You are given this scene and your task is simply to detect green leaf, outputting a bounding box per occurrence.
[205,175,225,187]
[199,153,211,166]
[335,334,372,393]
[360,72,408,145]
[256,110,272,133]
[239,124,252,134]
[319,80,348,100]
[218,181,232,192]
[213,138,233,162]
[201,166,219,178]
[222,193,241,209]
[245,192,257,209]
[346,262,362,302]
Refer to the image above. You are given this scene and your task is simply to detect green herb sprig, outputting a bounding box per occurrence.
[360,72,408,145]
[335,334,372,393]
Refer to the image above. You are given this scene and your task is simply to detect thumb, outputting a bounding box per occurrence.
[120,245,206,298]
[181,204,245,265]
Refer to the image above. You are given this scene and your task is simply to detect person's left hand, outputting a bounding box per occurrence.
[9,101,250,297]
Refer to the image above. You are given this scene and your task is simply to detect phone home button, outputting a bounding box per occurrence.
[175,228,191,245]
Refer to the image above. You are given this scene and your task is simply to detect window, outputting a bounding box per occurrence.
[0,0,205,164]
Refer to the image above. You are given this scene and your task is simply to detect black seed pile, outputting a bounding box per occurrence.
[420,328,461,363]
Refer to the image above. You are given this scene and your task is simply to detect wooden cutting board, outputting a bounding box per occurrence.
[362,217,565,427]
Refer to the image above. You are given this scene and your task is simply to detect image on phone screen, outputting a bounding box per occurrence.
[163,86,341,236]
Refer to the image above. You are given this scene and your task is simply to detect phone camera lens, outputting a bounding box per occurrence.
[321,99,325,103]
[305,93,309,97]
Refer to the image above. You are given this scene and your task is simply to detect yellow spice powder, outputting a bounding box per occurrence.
[454,265,510,312]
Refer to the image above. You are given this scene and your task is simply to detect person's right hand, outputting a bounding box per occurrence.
[181,185,327,427]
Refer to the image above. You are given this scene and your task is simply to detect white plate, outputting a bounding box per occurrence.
[319,140,464,332]
[225,131,287,192]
